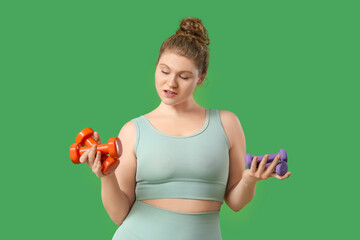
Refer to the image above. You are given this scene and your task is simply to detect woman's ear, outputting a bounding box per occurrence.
[197,72,207,85]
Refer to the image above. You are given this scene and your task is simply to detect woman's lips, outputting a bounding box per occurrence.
[164,90,177,94]
[164,90,177,97]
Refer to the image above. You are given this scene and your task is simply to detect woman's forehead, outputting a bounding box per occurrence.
[159,52,196,72]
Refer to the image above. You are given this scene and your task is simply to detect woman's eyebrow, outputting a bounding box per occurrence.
[160,63,193,74]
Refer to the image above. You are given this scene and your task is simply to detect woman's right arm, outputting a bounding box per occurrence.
[102,120,137,225]
[101,173,131,225]
[81,120,137,225]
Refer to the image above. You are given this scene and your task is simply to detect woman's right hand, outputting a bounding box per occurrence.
[79,131,114,178]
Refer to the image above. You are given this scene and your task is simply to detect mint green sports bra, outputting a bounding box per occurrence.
[131,108,230,204]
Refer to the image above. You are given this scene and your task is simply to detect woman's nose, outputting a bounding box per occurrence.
[167,75,178,87]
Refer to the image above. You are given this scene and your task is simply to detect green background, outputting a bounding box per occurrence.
[1,0,358,239]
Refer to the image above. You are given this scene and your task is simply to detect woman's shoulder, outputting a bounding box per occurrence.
[218,109,238,121]
[118,119,137,140]
[218,109,243,149]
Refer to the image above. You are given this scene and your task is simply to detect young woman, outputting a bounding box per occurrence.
[80,17,291,240]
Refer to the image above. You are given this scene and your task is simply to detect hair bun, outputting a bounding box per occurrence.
[176,17,210,46]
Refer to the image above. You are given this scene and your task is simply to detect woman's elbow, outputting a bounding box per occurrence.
[113,218,123,226]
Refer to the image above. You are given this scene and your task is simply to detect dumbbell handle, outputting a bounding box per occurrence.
[79,135,108,152]
[255,149,287,162]
[259,153,280,161]
[84,137,97,147]
[78,144,109,156]
[245,149,287,167]
[246,159,288,176]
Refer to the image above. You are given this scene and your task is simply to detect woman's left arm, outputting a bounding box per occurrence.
[221,111,292,212]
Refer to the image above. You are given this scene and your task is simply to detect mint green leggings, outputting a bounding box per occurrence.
[112,200,222,240]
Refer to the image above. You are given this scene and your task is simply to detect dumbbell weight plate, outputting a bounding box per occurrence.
[108,137,122,158]
[75,127,94,145]
[102,157,120,175]
[276,161,288,176]
[69,142,81,164]
[264,160,288,176]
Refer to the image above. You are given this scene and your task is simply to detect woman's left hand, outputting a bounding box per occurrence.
[242,154,292,183]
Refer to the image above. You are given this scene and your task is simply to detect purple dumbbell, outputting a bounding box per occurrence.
[245,149,288,176]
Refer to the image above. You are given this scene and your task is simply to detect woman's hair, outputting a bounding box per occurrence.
[155,17,210,85]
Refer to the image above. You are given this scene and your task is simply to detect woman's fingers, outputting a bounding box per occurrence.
[272,171,292,180]
[94,131,101,145]
[250,156,258,174]
[257,154,269,174]
[79,149,90,163]
[251,154,282,180]
[92,151,104,177]
[80,143,107,178]
[263,154,281,177]
[250,154,292,181]
[88,144,98,167]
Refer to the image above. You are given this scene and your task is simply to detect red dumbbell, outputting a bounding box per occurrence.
[70,128,122,175]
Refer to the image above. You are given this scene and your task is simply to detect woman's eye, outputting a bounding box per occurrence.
[161,71,188,80]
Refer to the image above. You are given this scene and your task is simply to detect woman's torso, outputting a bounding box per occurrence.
[136,107,226,213]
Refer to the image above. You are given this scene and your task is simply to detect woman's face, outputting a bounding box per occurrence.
[155,51,204,105]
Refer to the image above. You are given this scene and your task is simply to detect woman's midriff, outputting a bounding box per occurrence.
[141,198,222,213]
